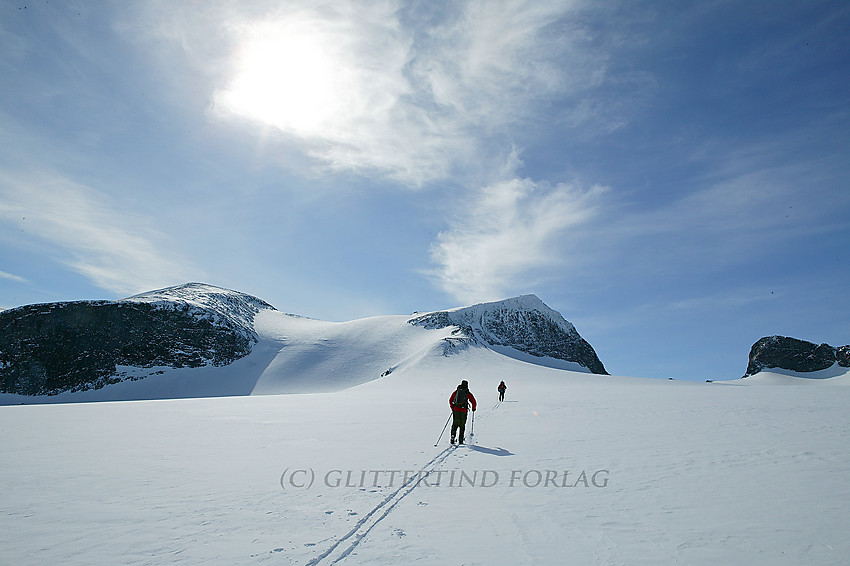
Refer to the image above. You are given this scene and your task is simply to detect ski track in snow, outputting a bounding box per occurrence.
[304,400,504,564]
[304,446,457,565]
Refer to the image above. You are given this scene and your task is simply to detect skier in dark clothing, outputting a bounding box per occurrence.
[498,380,507,402]
[449,380,477,444]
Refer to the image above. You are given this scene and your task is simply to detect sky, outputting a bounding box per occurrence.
[1,0,848,381]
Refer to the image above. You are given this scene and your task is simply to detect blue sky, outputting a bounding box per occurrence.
[1,0,848,381]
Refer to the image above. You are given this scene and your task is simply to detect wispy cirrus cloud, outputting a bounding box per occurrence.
[428,176,608,303]
[0,270,28,283]
[0,171,200,296]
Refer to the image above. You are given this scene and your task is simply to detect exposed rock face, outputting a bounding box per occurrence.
[839,346,850,367]
[0,284,273,396]
[744,336,850,377]
[410,294,608,374]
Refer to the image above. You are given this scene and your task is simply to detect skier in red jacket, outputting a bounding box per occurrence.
[449,380,477,444]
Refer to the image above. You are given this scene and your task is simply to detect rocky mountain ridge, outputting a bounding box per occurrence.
[0,284,607,398]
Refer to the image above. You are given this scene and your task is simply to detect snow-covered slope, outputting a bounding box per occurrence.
[249,311,458,395]
[2,343,848,565]
[721,364,850,385]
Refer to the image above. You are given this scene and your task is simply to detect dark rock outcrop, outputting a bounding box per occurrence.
[0,283,273,396]
[744,336,850,377]
[410,294,607,374]
[838,345,850,367]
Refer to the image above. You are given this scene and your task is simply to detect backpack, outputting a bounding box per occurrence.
[453,386,469,409]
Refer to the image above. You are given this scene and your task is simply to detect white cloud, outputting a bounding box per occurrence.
[428,177,607,303]
[211,2,437,181]
[134,0,605,187]
[0,172,201,296]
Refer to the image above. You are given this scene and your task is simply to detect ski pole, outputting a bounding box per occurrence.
[434,413,452,446]
[470,409,475,438]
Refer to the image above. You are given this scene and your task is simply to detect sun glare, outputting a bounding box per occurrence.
[219,23,344,136]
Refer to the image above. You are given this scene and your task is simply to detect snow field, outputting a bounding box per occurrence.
[2,346,849,565]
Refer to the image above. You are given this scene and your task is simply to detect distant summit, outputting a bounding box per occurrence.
[125,282,275,341]
[410,294,607,374]
[744,335,850,377]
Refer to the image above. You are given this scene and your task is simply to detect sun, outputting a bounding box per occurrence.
[218,22,344,136]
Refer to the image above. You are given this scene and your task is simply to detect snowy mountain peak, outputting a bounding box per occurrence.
[124,282,274,311]
[411,295,606,374]
[445,294,577,334]
[123,282,275,335]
